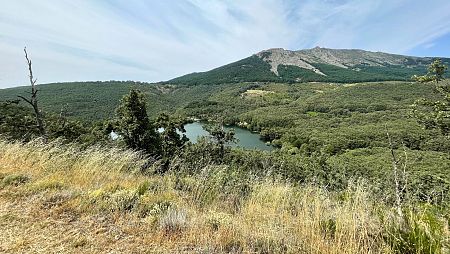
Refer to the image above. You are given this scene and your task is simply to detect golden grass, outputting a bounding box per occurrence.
[242,89,275,98]
[0,139,448,253]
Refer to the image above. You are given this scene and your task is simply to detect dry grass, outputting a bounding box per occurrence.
[242,89,275,98]
[0,139,448,253]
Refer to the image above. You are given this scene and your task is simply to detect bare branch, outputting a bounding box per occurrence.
[400,144,408,194]
[17,95,32,105]
[18,47,47,142]
[385,124,403,217]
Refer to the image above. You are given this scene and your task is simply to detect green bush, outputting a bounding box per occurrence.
[384,208,448,254]
[0,174,30,188]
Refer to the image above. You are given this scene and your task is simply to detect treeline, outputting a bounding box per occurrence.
[0,81,221,121]
[179,81,449,153]
[0,100,106,144]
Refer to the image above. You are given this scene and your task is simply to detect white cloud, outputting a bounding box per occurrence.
[423,43,436,49]
[0,0,449,88]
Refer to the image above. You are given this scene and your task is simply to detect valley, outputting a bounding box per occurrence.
[1,47,449,253]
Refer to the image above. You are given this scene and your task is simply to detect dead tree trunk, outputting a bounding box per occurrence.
[385,126,408,218]
[18,47,47,142]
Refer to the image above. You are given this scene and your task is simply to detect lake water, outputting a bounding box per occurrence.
[184,122,274,151]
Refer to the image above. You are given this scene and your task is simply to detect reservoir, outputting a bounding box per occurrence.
[183,122,274,151]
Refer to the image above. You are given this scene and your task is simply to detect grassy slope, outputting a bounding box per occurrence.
[1,140,448,253]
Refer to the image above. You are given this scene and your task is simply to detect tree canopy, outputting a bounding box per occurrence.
[114,89,161,155]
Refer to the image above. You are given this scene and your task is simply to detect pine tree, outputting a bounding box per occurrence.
[156,113,188,159]
[115,89,161,154]
[412,59,448,83]
[412,59,449,137]
[428,59,448,83]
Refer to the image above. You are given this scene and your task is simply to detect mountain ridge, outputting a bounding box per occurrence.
[256,47,431,74]
[168,47,449,85]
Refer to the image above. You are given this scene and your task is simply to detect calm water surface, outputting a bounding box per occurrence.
[183,122,274,151]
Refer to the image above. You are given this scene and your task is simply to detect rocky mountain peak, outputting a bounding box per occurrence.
[255,47,430,76]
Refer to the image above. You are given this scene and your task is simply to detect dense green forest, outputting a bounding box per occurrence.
[0,81,218,121]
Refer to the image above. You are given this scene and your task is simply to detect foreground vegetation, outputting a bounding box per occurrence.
[0,140,448,253]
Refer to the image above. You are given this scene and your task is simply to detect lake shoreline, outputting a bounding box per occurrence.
[183,120,275,151]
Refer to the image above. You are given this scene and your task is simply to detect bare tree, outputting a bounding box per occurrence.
[385,125,408,217]
[18,47,47,141]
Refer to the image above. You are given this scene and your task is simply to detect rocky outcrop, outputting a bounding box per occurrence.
[257,48,326,76]
[256,47,431,76]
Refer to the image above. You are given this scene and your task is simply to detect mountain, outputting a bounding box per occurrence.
[1,47,449,121]
[168,47,450,85]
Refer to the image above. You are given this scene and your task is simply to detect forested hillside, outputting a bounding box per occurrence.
[168,48,450,85]
[1,79,449,155]
[0,81,218,121]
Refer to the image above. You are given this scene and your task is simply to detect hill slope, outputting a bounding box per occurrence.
[0,81,221,121]
[168,47,450,85]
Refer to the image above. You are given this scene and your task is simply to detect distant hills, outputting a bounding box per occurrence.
[0,81,220,121]
[168,47,450,85]
[1,47,449,121]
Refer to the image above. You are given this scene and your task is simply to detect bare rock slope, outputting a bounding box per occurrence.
[256,47,430,76]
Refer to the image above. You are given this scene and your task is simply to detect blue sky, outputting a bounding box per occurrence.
[1,0,450,88]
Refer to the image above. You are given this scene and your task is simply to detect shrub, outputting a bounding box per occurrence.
[108,189,139,212]
[384,208,448,254]
[0,174,30,188]
[135,192,175,219]
[87,184,147,213]
[206,211,232,231]
[28,179,65,192]
[320,218,337,239]
[251,237,288,254]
